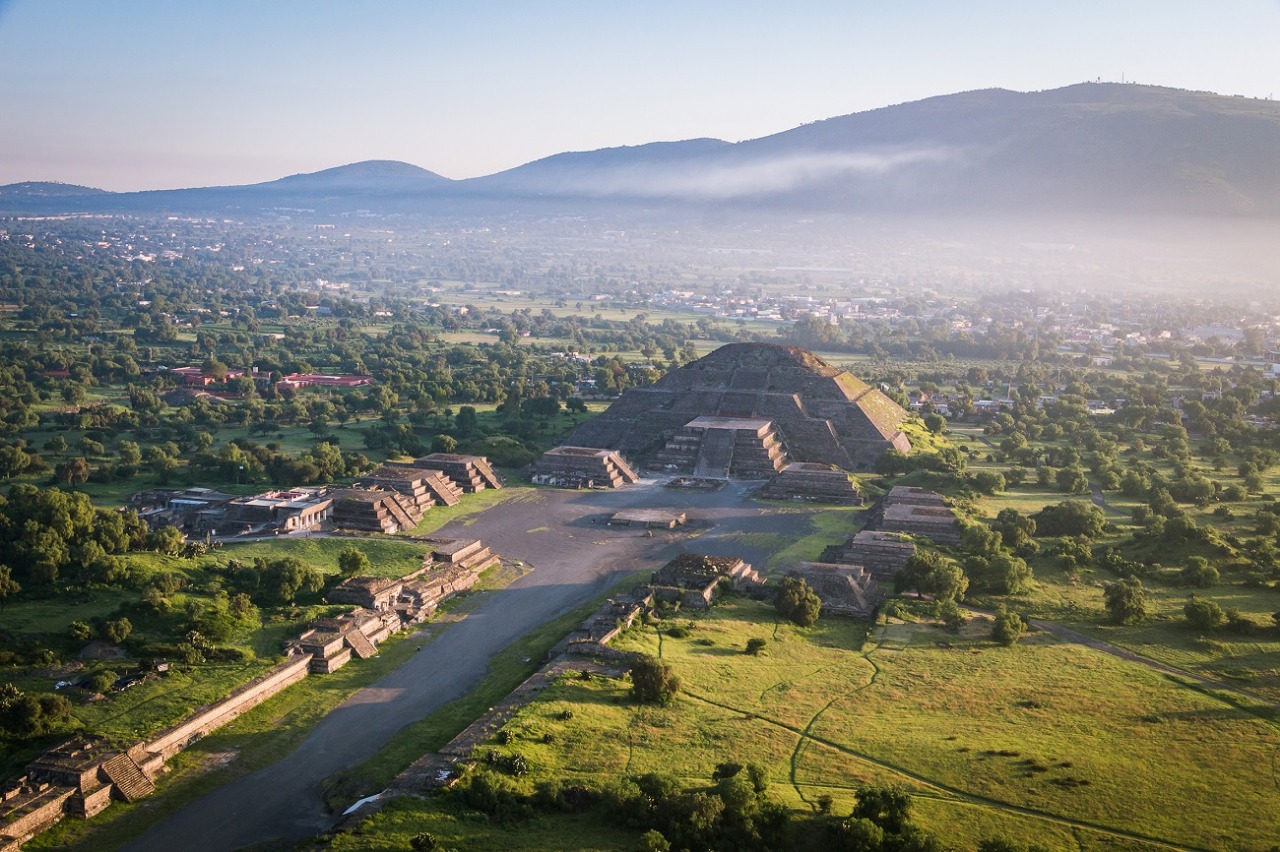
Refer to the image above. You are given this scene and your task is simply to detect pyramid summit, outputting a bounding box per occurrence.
[567,343,910,473]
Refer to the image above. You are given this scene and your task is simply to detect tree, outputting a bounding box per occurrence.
[968,553,1033,595]
[992,508,1036,550]
[54,457,90,489]
[431,433,458,454]
[991,607,1026,646]
[1184,596,1226,631]
[630,654,680,705]
[851,783,912,833]
[1034,501,1106,539]
[410,832,439,851]
[103,617,132,644]
[147,525,185,556]
[455,405,479,436]
[745,638,768,656]
[263,556,325,604]
[1180,556,1219,588]
[1104,578,1147,625]
[923,413,947,434]
[775,575,822,627]
[971,471,1005,495]
[0,565,19,610]
[0,687,73,739]
[836,817,885,852]
[338,545,371,578]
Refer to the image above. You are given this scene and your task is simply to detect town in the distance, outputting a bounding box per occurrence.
[3,83,1280,852]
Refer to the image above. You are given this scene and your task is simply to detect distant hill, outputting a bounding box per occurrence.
[3,84,1278,217]
[0,181,109,198]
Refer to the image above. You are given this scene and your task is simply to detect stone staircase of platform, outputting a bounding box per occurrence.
[101,753,154,802]
[693,428,735,479]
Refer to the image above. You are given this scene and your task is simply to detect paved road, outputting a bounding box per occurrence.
[125,479,796,851]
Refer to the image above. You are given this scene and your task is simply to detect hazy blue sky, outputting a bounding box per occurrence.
[2,0,1278,191]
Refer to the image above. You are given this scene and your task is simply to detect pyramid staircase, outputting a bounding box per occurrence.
[101,753,154,802]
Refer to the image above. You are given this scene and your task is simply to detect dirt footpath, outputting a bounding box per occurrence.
[125,480,803,852]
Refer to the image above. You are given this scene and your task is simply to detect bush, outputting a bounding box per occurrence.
[630,655,680,705]
[775,576,822,627]
[991,607,1026,646]
[1184,596,1226,631]
[1104,578,1147,625]
[745,637,768,656]
[1180,557,1219,588]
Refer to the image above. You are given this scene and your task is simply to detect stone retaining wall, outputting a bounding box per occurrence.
[144,654,313,762]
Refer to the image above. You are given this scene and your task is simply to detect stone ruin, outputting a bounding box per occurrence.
[758,462,863,505]
[564,342,911,473]
[530,446,639,488]
[607,509,687,529]
[410,453,504,493]
[327,537,497,629]
[329,488,421,534]
[355,465,463,512]
[652,416,787,478]
[788,562,884,617]
[0,736,154,849]
[875,486,961,545]
[642,553,764,609]
[821,529,917,582]
[816,486,957,586]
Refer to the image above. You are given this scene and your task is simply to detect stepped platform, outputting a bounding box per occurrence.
[789,562,882,617]
[821,529,916,581]
[654,415,788,479]
[881,504,961,545]
[758,462,862,504]
[883,486,949,508]
[644,553,764,609]
[356,466,462,511]
[531,446,639,488]
[329,488,421,534]
[413,453,503,493]
[877,486,960,545]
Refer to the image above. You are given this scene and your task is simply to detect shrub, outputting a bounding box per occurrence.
[630,655,680,705]
[745,638,768,656]
[991,607,1026,646]
[1103,578,1147,625]
[1180,557,1219,588]
[775,576,822,627]
[1184,596,1226,631]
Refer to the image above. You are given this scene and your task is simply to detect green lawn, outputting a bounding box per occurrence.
[346,598,1280,850]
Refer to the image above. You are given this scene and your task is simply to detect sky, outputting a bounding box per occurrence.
[1,0,1278,192]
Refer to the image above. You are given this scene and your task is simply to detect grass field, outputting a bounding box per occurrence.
[340,598,1280,850]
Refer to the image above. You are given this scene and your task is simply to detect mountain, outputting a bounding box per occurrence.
[4,84,1278,217]
[0,181,110,198]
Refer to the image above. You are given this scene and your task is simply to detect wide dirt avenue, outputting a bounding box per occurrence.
[125,479,799,851]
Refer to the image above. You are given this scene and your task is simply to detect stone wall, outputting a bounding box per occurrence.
[144,654,312,762]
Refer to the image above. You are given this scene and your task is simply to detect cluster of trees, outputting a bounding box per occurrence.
[0,684,73,739]
[0,484,150,588]
[451,753,960,852]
